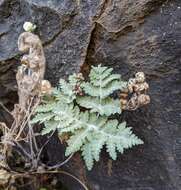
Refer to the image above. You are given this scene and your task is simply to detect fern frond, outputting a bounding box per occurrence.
[68,73,80,87]
[32,91,142,170]
[91,136,105,162]
[31,112,55,124]
[81,142,94,170]
[41,120,59,135]
[77,96,121,116]
[31,65,144,170]
[90,66,121,87]
[82,65,126,98]
[65,129,90,155]
[62,110,143,170]
[35,102,56,113]
[55,79,76,103]
[54,74,83,103]
[54,104,84,133]
[83,80,123,98]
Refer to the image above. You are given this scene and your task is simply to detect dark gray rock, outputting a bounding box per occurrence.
[0,0,181,189]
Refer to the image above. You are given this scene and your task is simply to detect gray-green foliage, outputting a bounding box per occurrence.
[31,65,143,170]
[77,65,127,116]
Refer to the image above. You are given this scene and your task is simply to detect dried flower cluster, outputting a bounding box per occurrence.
[120,72,150,110]
[23,22,36,32]
[0,29,52,174]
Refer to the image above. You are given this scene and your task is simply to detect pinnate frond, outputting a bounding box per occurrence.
[77,96,121,116]
[31,65,143,170]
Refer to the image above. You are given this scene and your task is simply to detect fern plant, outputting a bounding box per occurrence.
[77,65,127,116]
[31,65,143,170]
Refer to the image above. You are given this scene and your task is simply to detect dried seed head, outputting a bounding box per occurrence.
[137,94,150,105]
[121,71,150,111]
[128,78,136,85]
[76,73,84,81]
[133,82,149,92]
[31,72,39,82]
[135,72,145,83]
[18,65,27,74]
[41,80,52,94]
[21,55,29,65]
[126,94,138,110]
[120,99,128,110]
[128,78,136,93]
[23,22,36,32]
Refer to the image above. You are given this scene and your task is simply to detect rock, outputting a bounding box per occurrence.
[0,0,181,190]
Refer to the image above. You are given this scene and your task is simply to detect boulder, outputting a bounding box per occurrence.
[0,0,181,189]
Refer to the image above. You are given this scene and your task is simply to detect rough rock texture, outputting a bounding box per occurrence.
[0,0,181,189]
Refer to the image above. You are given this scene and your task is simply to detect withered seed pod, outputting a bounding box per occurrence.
[41,80,52,95]
[128,78,136,93]
[135,72,145,83]
[120,99,128,110]
[133,82,149,93]
[120,71,150,111]
[137,94,150,105]
[20,55,29,65]
[126,94,138,110]
[76,73,84,81]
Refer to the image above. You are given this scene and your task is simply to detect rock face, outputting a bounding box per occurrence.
[0,0,181,189]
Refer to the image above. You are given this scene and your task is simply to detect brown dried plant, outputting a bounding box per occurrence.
[0,31,88,190]
[120,72,150,110]
[0,32,48,171]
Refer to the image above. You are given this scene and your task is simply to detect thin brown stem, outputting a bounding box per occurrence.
[0,102,12,116]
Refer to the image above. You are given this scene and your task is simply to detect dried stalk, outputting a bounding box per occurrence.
[0,31,48,171]
[0,31,83,189]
